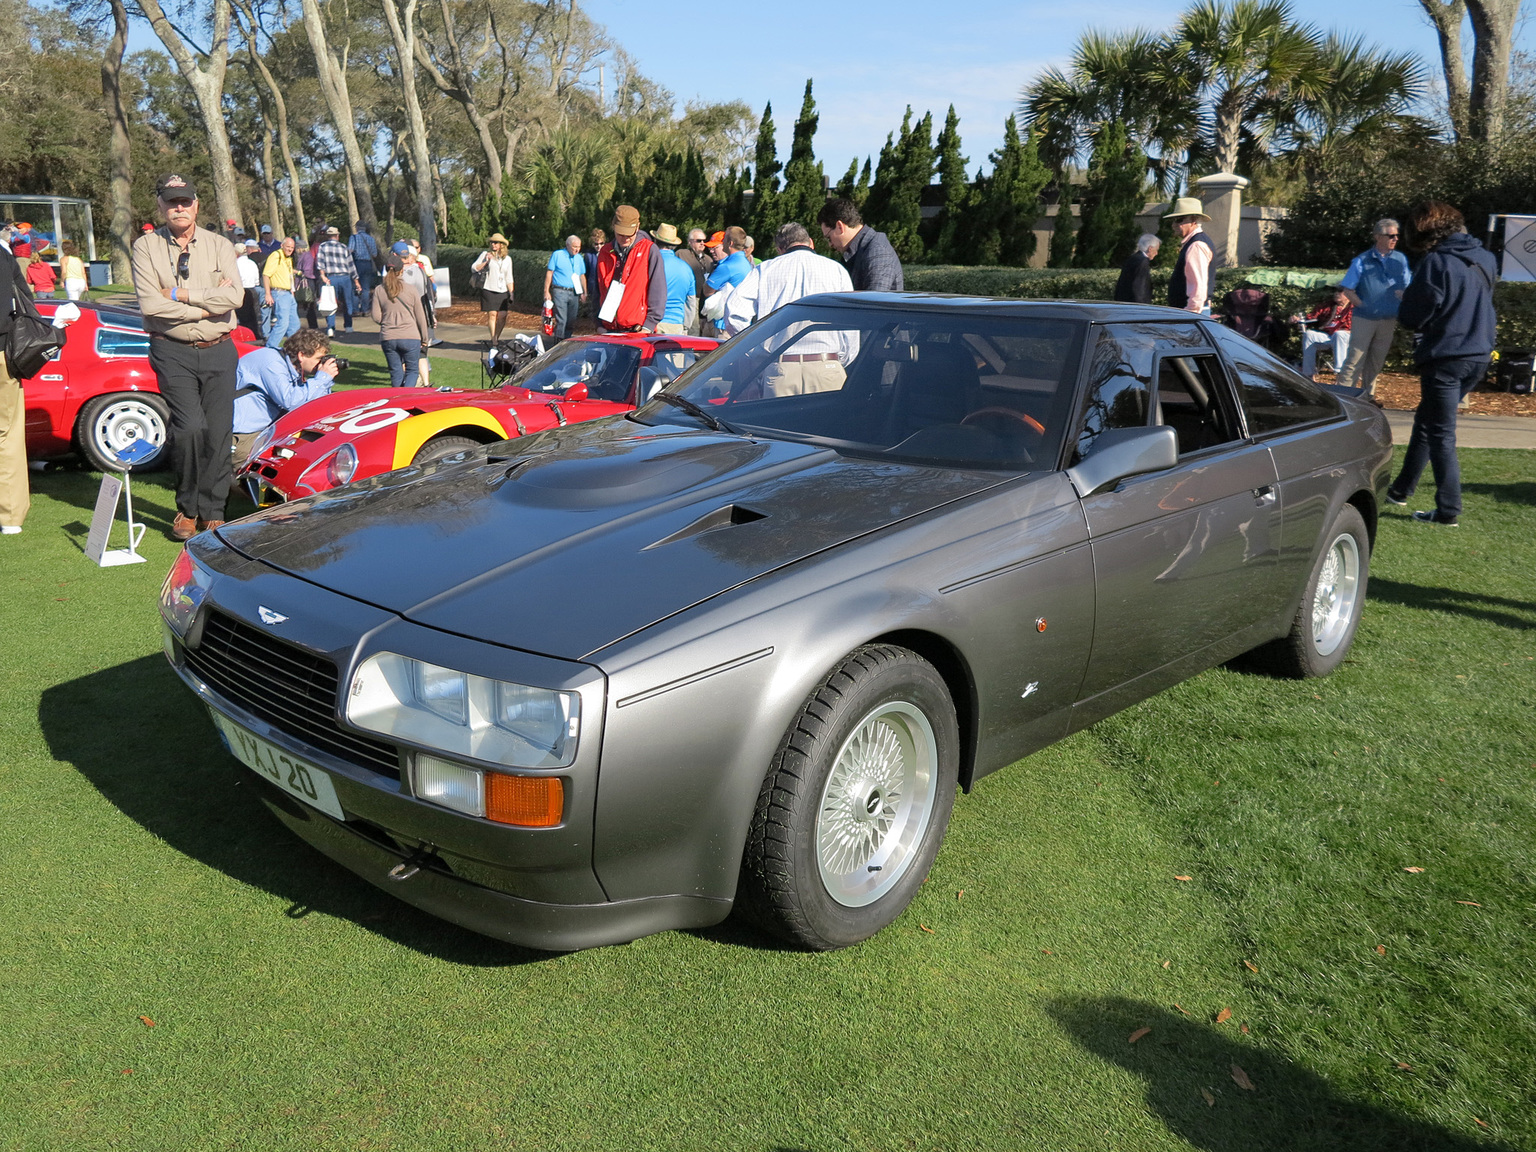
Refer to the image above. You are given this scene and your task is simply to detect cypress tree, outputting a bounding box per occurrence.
[496,171,521,238]
[748,101,781,237]
[445,176,477,246]
[1049,175,1076,268]
[722,165,751,228]
[854,158,872,206]
[996,125,1050,266]
[835,159,859,200]
[1073,121,1146,269]
[886,109,933,261]
[778,80,826,231]
[862,124,902,230]
[565,162,606,238]
[932,105,968,262]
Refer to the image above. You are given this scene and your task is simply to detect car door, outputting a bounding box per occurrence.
[1070,321,1282,729]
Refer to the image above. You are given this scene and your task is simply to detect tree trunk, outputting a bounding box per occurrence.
[430,157,448,238]
[1213,92,1244,174]
[1466,0,1520,141]
[101,0,134,284]
[378,0,439,258]
[258,119,284,238]
[345,168,360,232]
[137,0,243,229]
[414,0,504,189]
[1418,0,1472,140]
[297,0,379,233]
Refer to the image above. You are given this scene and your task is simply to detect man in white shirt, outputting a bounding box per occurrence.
[235,239,264,338]
[725,221,855,396]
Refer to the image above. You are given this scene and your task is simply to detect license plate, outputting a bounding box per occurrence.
[212,711,346,821]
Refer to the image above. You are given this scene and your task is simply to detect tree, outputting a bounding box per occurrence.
[231,0,305,239]
[932,105,969,261]
[748,100,781,234]
[1049,181,1076,267]
[778,80,825,230]
[955,116,1050,265]
[135,0,244,228]
[100,0,133,282]
[886,109,934,260]
[1417,0,1522,142]
[1074,121,1146,267]
[296,0,379,233]
[445,176,477,245]
[377,0,438,256]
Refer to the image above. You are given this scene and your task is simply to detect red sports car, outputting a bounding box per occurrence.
[239,333,718,504]
[24,301,260,471]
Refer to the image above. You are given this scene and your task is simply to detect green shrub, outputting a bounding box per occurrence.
[438,244,552,308]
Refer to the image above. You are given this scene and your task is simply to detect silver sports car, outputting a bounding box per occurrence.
[160,295,1393,951]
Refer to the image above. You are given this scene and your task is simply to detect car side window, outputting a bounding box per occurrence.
[1154,354,1239,455]
[1073,322,1206,463]
[1208,323,1342,434]
[97,328,150,357]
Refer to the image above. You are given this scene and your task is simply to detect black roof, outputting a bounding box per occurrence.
[794,292,1195,323]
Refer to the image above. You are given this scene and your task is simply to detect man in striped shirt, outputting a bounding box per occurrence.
[315,226,361,336]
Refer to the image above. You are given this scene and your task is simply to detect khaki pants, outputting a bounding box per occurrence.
[0,352,29,529]
[761,360,846,397]
[1335,315,1397,394]
[231,430,261,468]
[655,321,687,335]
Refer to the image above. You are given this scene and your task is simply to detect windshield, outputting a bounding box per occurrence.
[505,340,643,402]
[637,305,1086,470]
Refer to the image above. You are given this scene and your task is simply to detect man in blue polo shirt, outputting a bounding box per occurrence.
[542,235,586,341]
[652,224,697,334]
[1336,218,1412,401]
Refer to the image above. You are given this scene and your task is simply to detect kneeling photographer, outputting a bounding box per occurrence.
[232,329,345,465]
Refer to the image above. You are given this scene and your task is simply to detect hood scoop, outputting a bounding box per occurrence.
[501,438,770,509]
[644,503,767,550]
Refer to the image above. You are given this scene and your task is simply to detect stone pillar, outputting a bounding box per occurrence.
[1195,173,1248,268]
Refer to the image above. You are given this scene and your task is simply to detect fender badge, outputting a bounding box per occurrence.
[258,606,289,626]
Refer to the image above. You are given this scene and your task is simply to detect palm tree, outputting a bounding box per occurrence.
[1175,0,1328,174]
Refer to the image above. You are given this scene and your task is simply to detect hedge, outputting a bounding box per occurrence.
[437,244,551,308]
[901,264,1536,370]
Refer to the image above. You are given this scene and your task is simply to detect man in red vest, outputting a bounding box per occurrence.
[593,205,665,333]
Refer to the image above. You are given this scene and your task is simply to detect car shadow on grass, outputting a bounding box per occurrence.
[39,654,550,967]
[1048,997,1514,1151]
[1460,480,1535,507]
[1368,578,1536,631]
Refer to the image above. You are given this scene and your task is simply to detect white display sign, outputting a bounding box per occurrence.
[432,266,452,308]
[1500,215,1536,282]
[84,472,147,567]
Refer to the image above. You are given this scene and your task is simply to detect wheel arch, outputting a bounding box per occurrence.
[1346,488,1378,550]
[389,409,512,469]
[868,628,980,792]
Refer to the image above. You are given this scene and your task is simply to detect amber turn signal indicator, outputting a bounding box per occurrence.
[484,772,564,827]
[1035,617,1048,632]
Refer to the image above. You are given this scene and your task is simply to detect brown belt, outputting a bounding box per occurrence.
[779,352,839,363]
[151,331,232,350]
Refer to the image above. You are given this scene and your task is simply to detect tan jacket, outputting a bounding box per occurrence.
[131,225,245,342]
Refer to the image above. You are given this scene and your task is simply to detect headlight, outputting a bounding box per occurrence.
[346,652,580,769]
[244,424,278,466]
[159,547,209,639]
[329,442,358,486]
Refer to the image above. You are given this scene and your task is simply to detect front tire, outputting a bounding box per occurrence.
[737,645,959,950]
[76,393,171,472]
[410,434,483,466]
[1252,503,1370,678]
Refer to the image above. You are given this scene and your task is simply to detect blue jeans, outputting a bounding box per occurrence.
[552,286,579,340]
[382,338,423,388]
[326,279,356,332]
[1389,355,1488,519]
[355,268,376,314]
[265,290,299,348]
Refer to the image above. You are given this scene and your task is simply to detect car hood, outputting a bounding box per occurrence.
[218,418,1013,659]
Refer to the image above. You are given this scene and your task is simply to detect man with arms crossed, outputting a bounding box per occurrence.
[132,173,244,540]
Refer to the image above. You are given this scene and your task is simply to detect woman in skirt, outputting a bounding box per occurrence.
[472,233,516,342]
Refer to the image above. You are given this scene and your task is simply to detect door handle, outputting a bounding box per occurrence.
[1252,485,1276,506]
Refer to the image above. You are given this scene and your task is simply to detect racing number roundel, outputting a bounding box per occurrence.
[327,398,414,436]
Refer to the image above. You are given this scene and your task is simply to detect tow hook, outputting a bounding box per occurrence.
[387,844,438,882]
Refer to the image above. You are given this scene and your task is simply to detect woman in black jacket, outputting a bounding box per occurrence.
[1385,202,1498,526]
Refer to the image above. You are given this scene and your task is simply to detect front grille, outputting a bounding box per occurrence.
[186,610,402,780]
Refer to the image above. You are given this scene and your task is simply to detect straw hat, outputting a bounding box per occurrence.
[653,223,682,246]
[487,232,508,245]
[1163,196,1210,221]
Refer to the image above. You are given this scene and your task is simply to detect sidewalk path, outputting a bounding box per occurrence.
[1384,409,1535,449]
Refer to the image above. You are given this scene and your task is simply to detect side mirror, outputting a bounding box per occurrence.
[563,381,588,403]
[1066,426,1178,497]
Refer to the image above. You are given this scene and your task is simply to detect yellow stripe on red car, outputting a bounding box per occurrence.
[390,407,512,470]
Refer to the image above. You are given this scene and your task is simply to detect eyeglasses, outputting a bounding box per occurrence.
[1382,233,1400,240]
[176,251,190,280]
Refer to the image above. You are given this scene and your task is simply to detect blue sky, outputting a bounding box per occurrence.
[587,0,1534,172]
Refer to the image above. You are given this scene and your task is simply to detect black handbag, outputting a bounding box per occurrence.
[6,265,64,380]
[293,278,315,305]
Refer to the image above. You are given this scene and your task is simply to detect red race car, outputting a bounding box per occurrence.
[239,333,718,504]
[24,301,260,471]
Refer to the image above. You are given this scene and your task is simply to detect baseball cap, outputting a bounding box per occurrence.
[260,224,273,233]
[707,231,725,247]
[612,205,640,237]
[391,240,411,255]
[383,251,404,270]
[156,173,198,201]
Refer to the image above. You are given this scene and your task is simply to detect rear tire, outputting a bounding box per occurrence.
[737,644,959,950]
[76,393,171,472]
[410,434,482,466]
[1248,503,1370,679]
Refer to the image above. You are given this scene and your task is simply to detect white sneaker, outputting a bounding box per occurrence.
[1,525,21,535]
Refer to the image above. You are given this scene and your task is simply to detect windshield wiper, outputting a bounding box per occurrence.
[651,391,743,436]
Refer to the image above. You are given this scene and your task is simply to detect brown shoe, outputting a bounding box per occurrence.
[171,513,198,541]
[199,519,226,533]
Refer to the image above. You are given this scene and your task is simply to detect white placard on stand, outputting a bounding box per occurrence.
[432,266,452,308]
[84,472,148,567]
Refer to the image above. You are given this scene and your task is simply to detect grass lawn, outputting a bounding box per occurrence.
[0,448,1531,1151]
[328,340,489,394]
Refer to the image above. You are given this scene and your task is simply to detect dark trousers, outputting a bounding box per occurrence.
[326,279,356,333]
[148,337,238,521]
[355,268,377,314]
[552,286,579,340]
[304,278,320,328]
[1389,355,1488,519]
[238,287,263,338]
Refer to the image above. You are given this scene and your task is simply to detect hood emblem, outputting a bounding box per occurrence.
[258,606,289,626]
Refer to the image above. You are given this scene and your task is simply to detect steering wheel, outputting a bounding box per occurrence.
[961,407,1046,437]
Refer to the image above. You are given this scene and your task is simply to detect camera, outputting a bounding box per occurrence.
[329,357,350,372]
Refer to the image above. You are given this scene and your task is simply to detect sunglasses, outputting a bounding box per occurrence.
[176,251,190,280]
[1382,233,1400,240]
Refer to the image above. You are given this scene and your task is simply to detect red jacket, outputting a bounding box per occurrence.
[1304,300,1352,333]
[25,258,57,292]
[594,233,666,332]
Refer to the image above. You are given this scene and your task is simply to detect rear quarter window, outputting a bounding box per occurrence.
[1208,323,1342,435]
